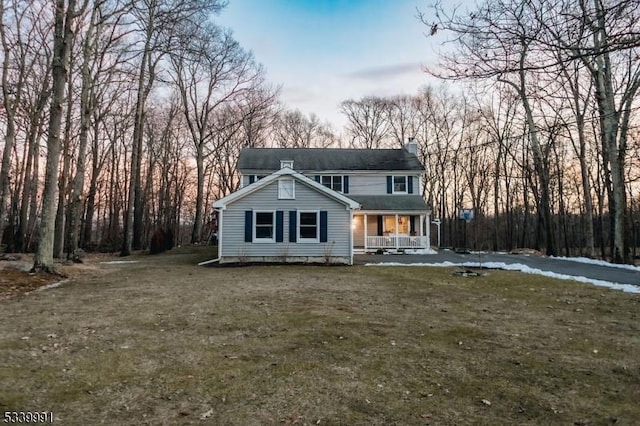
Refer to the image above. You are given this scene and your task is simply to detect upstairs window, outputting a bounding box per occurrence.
[393,176,407,193]
[321,175,343,193]
[387,175,413,194]
[248,175,266,185]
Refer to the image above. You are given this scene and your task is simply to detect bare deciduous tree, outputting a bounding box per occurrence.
[33,0,88,273]
[273,109,336,148]
[340,96,390,148]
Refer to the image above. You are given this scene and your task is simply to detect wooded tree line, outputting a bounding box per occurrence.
[0,0,638,269]
[419,0,640,263]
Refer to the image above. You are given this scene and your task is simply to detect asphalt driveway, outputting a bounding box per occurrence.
[356,250,640,288]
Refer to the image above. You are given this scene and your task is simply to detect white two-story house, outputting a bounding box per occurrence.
[212,141,431,264]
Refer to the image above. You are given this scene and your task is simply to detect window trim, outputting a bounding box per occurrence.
[278,178,295,199]
[253,210,276,243]
[392,175,408,194]
[297,210,320,243]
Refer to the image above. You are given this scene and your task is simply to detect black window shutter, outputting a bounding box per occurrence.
[276,211,284,242]
[408,176,414,194]
[289,211,297,242]
[386,176,392,194]
[315,175,321,183]
[249,175,255,184]
[244,211,253,242]
[343,176,349,193]
[377,216,383,236]
[410,216,416,234]
[320,211,328,242]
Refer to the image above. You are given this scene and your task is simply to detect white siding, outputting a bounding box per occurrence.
[309,173,422,196]
[220,179,352,261]
[347,174,386,195]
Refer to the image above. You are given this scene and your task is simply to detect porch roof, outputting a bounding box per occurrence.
[347,195,430,212]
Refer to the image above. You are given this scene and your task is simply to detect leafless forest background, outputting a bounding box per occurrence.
[0,0,639,271]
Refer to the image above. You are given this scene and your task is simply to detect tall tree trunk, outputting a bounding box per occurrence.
[191,150,204,243]
[32,0,82,273]
[0,1,20,237]
[67,6,96,256]
[500,44,557,256]
[53,71,75,258]
[82,122,101,248]
[577,133,595,257]
[589,0,635,263]
[16,77,51,252]
[122,7,155,256]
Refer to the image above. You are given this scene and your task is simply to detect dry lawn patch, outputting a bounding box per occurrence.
[1,246,639,425]
[0,255,102,301]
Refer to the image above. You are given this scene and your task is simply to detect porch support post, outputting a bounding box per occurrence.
[364,213,368,252]
[426,212,431,248]
[419,214,424,247]
[395,213,399,250]
[349,209,354,264]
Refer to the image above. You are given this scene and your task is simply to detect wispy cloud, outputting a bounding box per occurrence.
[344,62,423,81]
[283,86,318,104]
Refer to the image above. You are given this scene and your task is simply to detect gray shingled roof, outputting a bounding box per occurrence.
[347,195,430,212]
[237,148,425,172]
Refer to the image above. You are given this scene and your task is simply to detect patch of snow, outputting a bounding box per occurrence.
[551,256,640,272]
[365,261,640,294]
[99,260,139,265]
[404,248,438,255]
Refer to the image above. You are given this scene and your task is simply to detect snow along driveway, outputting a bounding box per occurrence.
[356,250,640,293]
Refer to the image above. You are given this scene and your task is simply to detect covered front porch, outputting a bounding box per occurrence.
[353,212,431,252]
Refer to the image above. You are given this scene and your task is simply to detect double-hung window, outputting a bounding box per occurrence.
[298,211,319,242]
[321,175,343,193]
[393,176,407,193]
[254,211,275,242]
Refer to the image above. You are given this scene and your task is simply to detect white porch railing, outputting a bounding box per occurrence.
[366,235,428,249]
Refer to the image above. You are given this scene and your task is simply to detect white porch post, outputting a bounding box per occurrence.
[364,213,368,251]
[419,214,424,247]
[395,213,399,250]
[349,209,354,264]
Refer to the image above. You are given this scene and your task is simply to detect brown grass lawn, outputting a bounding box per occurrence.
[1,246,639,425]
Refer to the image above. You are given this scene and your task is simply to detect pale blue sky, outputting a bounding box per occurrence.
[216,0,441,130]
